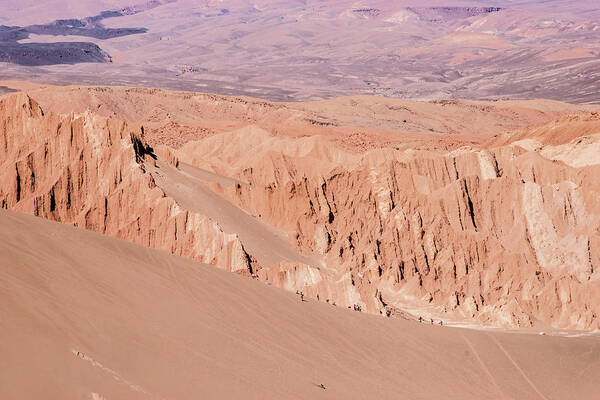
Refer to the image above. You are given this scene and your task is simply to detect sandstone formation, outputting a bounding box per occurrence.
[1,88,599,331]
[180,120,600,329]
[0,93,252,274]
[4,1,600,397]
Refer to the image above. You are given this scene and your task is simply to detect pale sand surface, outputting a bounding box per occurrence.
[1,209,599,400]
[148,160,319,268]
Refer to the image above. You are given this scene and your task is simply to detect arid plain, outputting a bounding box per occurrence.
[1,1,600,399]
[1,0,600,102]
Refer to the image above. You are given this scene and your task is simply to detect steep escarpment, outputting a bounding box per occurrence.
[3,89,599,330]
[0,93,251,273]
[179,119,600,329]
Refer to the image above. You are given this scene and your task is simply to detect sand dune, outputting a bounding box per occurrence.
[1,209,599,399]
[148,160,319,268]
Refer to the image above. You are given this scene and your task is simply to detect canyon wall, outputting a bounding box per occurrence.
[180,122,600,329]
[0,93,252,274]
[2,90,599,330]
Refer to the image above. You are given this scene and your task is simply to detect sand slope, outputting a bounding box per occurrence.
[1,209,599,399]
[148,160,319,269]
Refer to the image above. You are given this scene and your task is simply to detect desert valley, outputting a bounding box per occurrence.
[1,1,600,399]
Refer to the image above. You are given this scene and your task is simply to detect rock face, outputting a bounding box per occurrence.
[179,123,600,329]
[2,89,599,330]
[0,93,251,273]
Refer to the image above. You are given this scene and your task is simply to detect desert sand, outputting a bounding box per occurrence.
[2,1,600,398]
[1,209,599,399]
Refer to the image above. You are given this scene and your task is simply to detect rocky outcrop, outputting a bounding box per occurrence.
[183,119,600,329]
[0,93,251,273]
[2,90,599,330]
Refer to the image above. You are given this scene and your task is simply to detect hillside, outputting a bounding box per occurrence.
[1,209,599,399]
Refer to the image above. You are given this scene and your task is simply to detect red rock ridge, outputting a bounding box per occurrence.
[182,124,600,329]
[0,93,252,274]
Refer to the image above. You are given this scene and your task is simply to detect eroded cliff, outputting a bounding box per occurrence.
[179,121,600,329]
[0,93,252,273]
[2,90,599,330]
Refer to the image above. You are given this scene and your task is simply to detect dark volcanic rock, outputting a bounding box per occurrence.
[0,86,18,95]
[0,26,29,42]
[25,21,147,40]
[0,42,111,66]
[0,5,150,66]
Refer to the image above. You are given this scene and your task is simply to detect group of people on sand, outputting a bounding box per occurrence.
[297,290,341,306]
[294,293,393,320]
[418,316,443,326]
